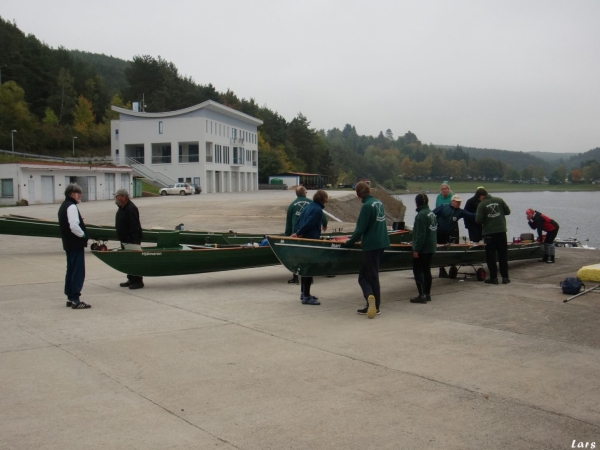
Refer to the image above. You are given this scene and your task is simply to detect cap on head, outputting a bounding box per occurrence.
[115,189,129,198]
[451,194,462,202]
[526,208,535,215]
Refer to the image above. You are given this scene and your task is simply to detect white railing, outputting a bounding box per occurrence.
[126,157,176,187]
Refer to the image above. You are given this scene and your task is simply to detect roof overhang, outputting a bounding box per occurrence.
[18,163,132,173]
[111,100,263,126]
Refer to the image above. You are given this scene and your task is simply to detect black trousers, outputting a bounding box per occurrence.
[467,224,483,242]
[301,276,313,298]
[412,253,433,296]
[484,232,509,279]
[358,248,384,309]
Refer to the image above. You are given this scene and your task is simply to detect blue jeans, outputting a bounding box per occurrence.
[64,248,85,301]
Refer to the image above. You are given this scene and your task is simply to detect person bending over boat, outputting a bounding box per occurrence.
[291,190,329,305]
[410,193,438,304]
[284,186,328,284]
[114,189,144,289]
[341,182,391,318]
[463,187,484,243]
[526,209,559,264]
[475,188,511,285]
[58,183,91,309]
[433,194,475,278]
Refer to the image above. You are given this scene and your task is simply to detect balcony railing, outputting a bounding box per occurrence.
[179,155,199,163]
[230,137,245,145]
[152,156,172,164]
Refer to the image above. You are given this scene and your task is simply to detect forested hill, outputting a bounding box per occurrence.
[1,16,599,187]
[69,50,129,96]
[436,145,550,172]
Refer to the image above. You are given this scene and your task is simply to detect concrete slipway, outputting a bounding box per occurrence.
[1,191,599,450]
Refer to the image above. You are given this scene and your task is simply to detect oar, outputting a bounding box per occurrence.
[563,284,600,303]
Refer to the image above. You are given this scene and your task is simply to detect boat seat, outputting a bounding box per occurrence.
[156,230,181,248]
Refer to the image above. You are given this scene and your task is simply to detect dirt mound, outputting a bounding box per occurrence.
[326,188,406,225]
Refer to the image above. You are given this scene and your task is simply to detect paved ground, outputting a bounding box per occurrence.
[1,191,600,449]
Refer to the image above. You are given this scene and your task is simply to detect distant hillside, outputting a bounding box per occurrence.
[69,50,129,96]
[436,145,550,171]
[564,147,600,169]
[528,151,575,162]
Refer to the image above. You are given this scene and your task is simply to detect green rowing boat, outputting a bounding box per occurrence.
[90,231,280,277]
[265,235,544,277]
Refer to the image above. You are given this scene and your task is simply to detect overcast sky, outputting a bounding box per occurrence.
[3,0,599,153]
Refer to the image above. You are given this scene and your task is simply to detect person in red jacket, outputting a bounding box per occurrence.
[526,209,560,263]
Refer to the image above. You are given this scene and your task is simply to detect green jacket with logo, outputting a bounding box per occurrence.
[412,205,438,254]
[475,194,511,235]
[345,195,390,251]
[285,196,328,236]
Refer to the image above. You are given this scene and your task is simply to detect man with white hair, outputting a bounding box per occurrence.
[432,194,474,277]
[114,189,144,289]
[58,183,91,309]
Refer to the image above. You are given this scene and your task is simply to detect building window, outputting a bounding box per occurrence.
[115,129,119,135]
[215,144,222,164]
[223,146,230,164]
[159,121,163,134]
[233,147,245,165]
[1,179,14,197]
[189,144,199,163]
[206,144,213,163]
[206,120,208,132]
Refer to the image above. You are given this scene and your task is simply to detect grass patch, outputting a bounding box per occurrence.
[142,181,160,195]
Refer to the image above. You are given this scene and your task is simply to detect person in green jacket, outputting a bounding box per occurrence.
[284,186,328,284]
[410,193,438,303]
[475,187,511,284]
[342,182,390,319]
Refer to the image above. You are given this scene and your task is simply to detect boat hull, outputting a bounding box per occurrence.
[266,236,544,277]
[0,216,230,244]
[91,244,280,277]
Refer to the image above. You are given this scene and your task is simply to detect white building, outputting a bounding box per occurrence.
[110,100,263,194]
[0,162,133,205]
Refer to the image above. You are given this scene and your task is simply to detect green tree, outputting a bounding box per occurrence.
[42,107,59,126]
[49,68,77,124]
[73,95,95,139]
[257,132,290,183]
[0,81,36,149]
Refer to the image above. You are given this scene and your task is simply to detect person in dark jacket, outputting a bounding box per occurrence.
[475,188,511,284]
[342,182,391,318]
[114,189,144,289]
[284,186,327,284]
[432,194,474,278]
[526,209,560,263]
[58,184,91,309]
[291,190,329,305]
[463,187,484,243]
[410,193,438,303]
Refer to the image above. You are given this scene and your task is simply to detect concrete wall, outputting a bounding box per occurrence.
[0,164,133,205]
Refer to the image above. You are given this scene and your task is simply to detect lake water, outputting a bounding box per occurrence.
[395,191,600,248]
